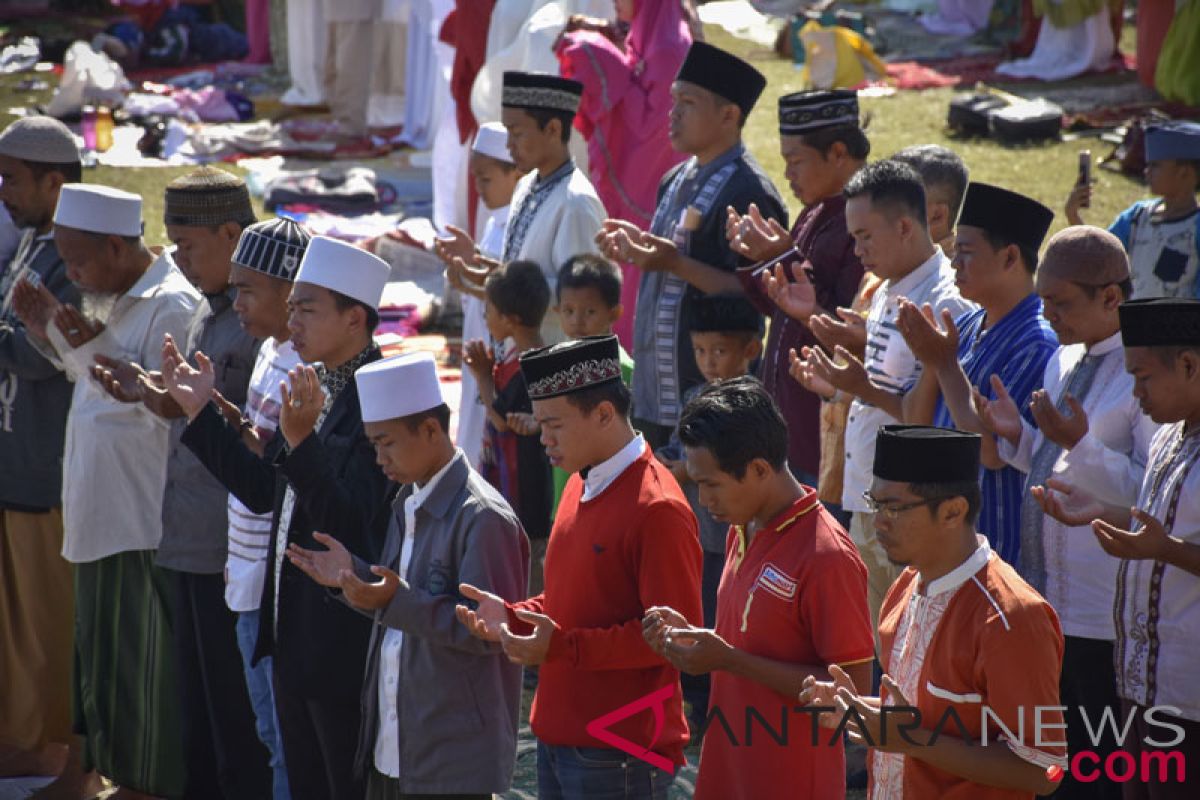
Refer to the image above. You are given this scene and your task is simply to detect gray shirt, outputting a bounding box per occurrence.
[157,289,260,573]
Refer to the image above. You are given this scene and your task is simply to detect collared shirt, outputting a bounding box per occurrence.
[632,144,786,428]
[932,294,1057,564]
[375,449,466,777]
[1110,200,1200,300]
[581,433,646,502]
[873,538,1067,800]
[999,332,1158,640]
[158,288,261,573]
[1115,422,1200,721]
[842,249,975,512]
[46,252,201,562]
[225,337,303,613]
[694,490,873,800]
[503,159,575,264]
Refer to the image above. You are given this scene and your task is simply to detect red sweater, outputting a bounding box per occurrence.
[508,447,702,765]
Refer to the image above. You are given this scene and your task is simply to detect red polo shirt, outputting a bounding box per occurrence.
[694,488,874,800]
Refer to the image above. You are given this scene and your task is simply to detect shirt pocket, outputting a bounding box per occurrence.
[925,681,983,704]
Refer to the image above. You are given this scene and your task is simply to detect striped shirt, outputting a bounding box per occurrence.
[224,337,303,613]
[842,249,975,512]
[933,294,1057,565]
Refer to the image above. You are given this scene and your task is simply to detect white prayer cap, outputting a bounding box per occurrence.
[355,351,445,423]
[0,115,81,164]
[472,122,514,164]
[53,183,142,237]
[293,235,390,309]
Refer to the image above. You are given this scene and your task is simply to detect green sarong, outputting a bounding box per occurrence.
[73,550,185,797]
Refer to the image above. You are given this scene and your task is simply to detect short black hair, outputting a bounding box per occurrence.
[331,289,380,333]
[24,158,82,184]
[557,254,622,308]
[1079,278,1134,302]
[485,259,551,329]
[714,95,748,130]
[1151,344,1200,367]
[909,480,981,526]
[891,145,969,224]
[981,230,1040,274]
[398,403,452,435]
[526,107,574,144]
[564,378,631,419]
[843,159,929,228]
[676,376,788,479]
[794,123,871,161]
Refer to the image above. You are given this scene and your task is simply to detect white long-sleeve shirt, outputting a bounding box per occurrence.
[46,253,200,563]
[998,331,1159,640]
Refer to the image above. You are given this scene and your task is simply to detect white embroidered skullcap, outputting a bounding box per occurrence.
[0,115,81,164]
[472,122,514,164]
[293,235,390,310]
[355,351,445,423]
[53,184,142,237]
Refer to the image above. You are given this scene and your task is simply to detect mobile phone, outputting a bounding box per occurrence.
[1077,150,1092,208]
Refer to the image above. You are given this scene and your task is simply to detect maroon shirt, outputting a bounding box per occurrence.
[737,194,864,478]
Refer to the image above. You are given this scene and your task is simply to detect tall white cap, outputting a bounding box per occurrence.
[355,351,445,423]
[472,122,514,164]
[293,235,390,309]
[53,184,142,237]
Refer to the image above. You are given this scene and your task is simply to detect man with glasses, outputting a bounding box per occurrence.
[801,425,1066,800]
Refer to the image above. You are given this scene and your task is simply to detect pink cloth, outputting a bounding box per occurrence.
[244,0,272,64]
[557,0,691,348]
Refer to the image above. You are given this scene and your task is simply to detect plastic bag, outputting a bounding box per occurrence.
[798,20,887,90]
[47,42,131,119]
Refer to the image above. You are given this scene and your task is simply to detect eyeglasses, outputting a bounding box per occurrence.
[861,492,936,520]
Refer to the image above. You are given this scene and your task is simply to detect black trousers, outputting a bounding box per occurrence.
[169,569,272,800]
[1052,636,1122,800]
[1119,700,1199,800]
[273,671,364,800]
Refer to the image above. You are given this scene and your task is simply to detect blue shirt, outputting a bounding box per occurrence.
[933,293,1058,565]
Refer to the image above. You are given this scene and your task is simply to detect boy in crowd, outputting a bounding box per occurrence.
[891,144,969,258]
[728,89,867,492]
[655,292,762,730]
[1067,121,1200,299]
[645,377,873,800]
[464,260,553,592]
[287,351,529,799]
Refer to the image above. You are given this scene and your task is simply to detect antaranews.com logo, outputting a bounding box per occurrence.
[588,689,1189,787]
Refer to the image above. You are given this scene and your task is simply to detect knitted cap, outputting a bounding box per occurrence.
[0,116,81,164]
[163,166,255,228]
[231,217,312,281]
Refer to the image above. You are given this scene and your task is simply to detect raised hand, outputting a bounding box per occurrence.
[727,203,791,262]
[91,354,147,403]
[973,374,1024,446]
[498,608,559,666]
[456,583,509,642]
[279,365,325,448]
[789,347,837,400]
[53,304,104,349]
[805,343,873,400]
[138,370,185,419]
[836,674,916,753]
[641,604,690,655]
[1092,508,1172,562]
[810,307,868,356]
[506,412,540,437]
[798,664,860,728]
[433,224,477,267]
[462,339,495,384]
[1064,182,1093,226]
[10,277,60,340]
[161,334,215,420]
[286,531,353,588]
[764,261,817,323]
[1029,389,1089,450]
[1031,478,1107,527]
[340,564,406,611]
[895,300,959,369]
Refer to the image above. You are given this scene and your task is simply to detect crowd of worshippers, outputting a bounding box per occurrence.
[3,33,1200,800]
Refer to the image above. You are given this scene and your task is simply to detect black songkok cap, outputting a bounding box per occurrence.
[958,182,1054,255]
[873,425,981,484]
[1119,299,1200,347]
[778,89,859,136]
[520,335,622,400]
[502,71,584,115]
[675,41,767,119]
[689,292,764,334]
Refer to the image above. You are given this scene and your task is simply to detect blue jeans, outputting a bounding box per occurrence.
[236,610,292,800]
[537,742,675,800]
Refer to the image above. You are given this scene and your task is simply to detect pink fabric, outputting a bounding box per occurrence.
[557,0,691,348]
[243,0,272,64]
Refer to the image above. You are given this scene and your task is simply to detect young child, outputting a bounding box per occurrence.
[463,259,553,593]
[1067,120,1200,299]
[655,291,763,732]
